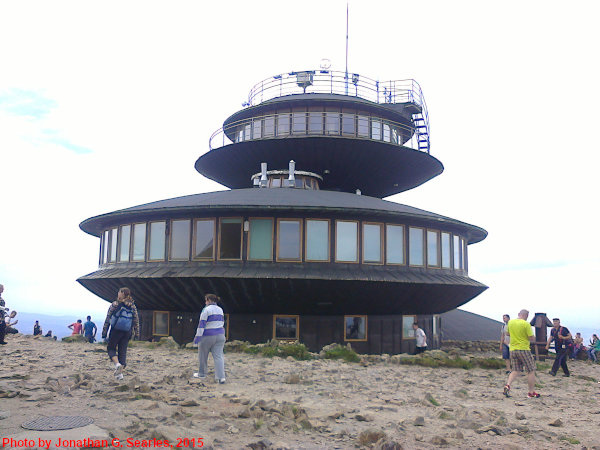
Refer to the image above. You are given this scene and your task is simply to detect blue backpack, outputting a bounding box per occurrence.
[110,304,133,332]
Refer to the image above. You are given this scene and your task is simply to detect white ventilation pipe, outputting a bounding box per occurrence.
[288,160,295,181]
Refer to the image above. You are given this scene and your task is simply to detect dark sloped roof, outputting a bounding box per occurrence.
[80,188,487,242]
[440,309,503,341]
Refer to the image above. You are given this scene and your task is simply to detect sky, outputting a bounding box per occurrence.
[1,1,599,333]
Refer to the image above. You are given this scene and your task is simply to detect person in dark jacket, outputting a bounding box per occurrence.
[102,287,140,380]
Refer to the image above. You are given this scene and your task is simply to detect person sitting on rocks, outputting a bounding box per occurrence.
[571,332,585,360]
[33,320,42,336]
[5,311,18,334]
[588,335,600,362]
[0,284,9,344]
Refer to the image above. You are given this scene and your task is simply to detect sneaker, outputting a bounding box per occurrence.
[549,371,556,376]
[193,373,206,379]
[218,378,226,384]
[527,391,541,398]
[115,373,124,381]
[114,363,123,377]
[505,370,511,375]
[0,341,7,345]
[503,385,511,397]
[562,373,570,377]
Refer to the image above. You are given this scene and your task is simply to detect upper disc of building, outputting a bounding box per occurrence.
[195,70,443,198]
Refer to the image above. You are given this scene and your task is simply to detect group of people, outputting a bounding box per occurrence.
[500,310,599,399]
[101,287,226,384]
[68,316,98,343]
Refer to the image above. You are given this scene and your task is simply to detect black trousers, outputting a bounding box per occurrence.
[107,329,132,367]
[0,320,6,343]
[551,348,570,375]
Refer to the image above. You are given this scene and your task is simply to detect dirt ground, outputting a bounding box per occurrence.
[2,334,600,449]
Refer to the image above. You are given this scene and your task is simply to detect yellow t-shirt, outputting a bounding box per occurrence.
[507,318,533,351]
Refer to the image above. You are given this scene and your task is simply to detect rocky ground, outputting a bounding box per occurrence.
[2,334,600,449]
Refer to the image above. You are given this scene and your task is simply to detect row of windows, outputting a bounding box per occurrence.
[101,218,468,270]
[232,108,411,146]
[152,311,439,342]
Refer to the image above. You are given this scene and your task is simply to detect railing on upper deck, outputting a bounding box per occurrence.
[208,71,431,154]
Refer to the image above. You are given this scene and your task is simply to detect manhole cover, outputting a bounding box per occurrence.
[22,416,93,431]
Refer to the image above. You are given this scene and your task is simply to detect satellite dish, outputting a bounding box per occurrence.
[320,58,331,70]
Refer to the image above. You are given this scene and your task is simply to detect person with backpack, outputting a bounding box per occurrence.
[545,317,572,377]
[101,287,140,380]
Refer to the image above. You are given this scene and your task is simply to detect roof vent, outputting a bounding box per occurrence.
[284,160,296,188]
[356,189,361,195]
[260,162,268,188]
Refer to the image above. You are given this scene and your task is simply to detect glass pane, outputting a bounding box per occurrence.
[336,221,358,262]
[325,111,340,135]
[271,178,281,188]
[277,113,290,135]
[119,225,131,262]
[154,312,169,335]
[403,316,415,338]
[441,232,451,268]
[371,119,381,140]
[264,116,275,137]
[427,230,439,266]
[275,316,297,339]
[453,235,460,269]
[363,224,382,263]
[462,239,467,271]
[103,230,109,263]
[383,123,391,142]
[132,223,146,261]
[249,219,273,260]
[220,218,242,259]
[391,127,398,144]
[109,228,117,262]
[409,227,424,266]
[357,114,369,137]
[345,316,366,340]
[149,222,166,260]
[306,220,329,261]
[386,224,404,264]
[194,220,214,259]
[170,219,190,260]
[278,220,301,260]
[292,110,306,134]
[308,110,322,134]
[342,112,355,135]
[252,118,262,139]
[244,124,251,140]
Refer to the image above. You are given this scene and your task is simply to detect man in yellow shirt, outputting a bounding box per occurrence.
[504,309,540,398]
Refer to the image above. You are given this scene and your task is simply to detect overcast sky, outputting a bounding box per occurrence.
[1,1,599,331]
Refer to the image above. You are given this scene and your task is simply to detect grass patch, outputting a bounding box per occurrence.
[536,362,551,371]
[473,357,506,369]
[399,356,473,369]
[426,394,440,406]
[253,419,263,430]
[575,374,598,382]
[559,436,580,445]
[321,344,361,363]
[239,341,312,360]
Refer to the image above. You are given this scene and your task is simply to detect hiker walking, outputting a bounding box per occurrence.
[546,318,571,377]
[101,287,139,380]
[193,293,226,384]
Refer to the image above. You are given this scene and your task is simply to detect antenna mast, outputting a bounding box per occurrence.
[345,3,349,95]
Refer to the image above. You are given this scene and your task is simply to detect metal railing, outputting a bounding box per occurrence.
[208,110,427,152]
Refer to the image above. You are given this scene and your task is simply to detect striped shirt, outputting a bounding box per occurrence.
[194,304,225,344]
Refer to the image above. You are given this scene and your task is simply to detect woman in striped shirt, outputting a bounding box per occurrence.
[193,293,226,383]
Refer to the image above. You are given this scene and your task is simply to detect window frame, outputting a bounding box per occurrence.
[362,222,384,265]
[426,229,441,268]
[108,227,118,263]
[117,224,131,263]
[169,219,192,261]
[408,226,425,267]
[344,315,368,342]
[402,315,417,339]
[441,232,451,269]
[304,218,330,262]
[247,217,274,261]
[152,311,170,337]
[272,314,300,341]
[147,220,167,262]
[276,218,303,262]
[192,218,216,261]
[218,217,243,261]
[335,220,359,263]
[131,222,147,262]
[385,223,405,266]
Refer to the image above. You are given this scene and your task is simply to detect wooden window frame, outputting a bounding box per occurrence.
[433,314,439,337]
[117,224,132,263]
[276,110,291,136]
[272,314,300,341]
[247,217,274,261]
[291,107,307,135]
[169,219,192,262]
[408,226,425,267]
[304,218,330,262]
[402,315,417,339]
[131,222,147,263]
[152,311,170,336]
[362,222,384,265]
[108,227,118,263]
[217,217,243,261]
[385,223,405,266]
[335,220,359,263]
[453,234,460,270]
[426,229,441,268]
[307,107,324,135]
[192,218,216,261]
[441,232,452,269]
[276,218,303,262]
[224,313,230,340]
[462,238,468,272]
[344,315,368,342]
[147,220,167,262]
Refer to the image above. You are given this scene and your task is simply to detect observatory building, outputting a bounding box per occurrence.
[78,70,487,353]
